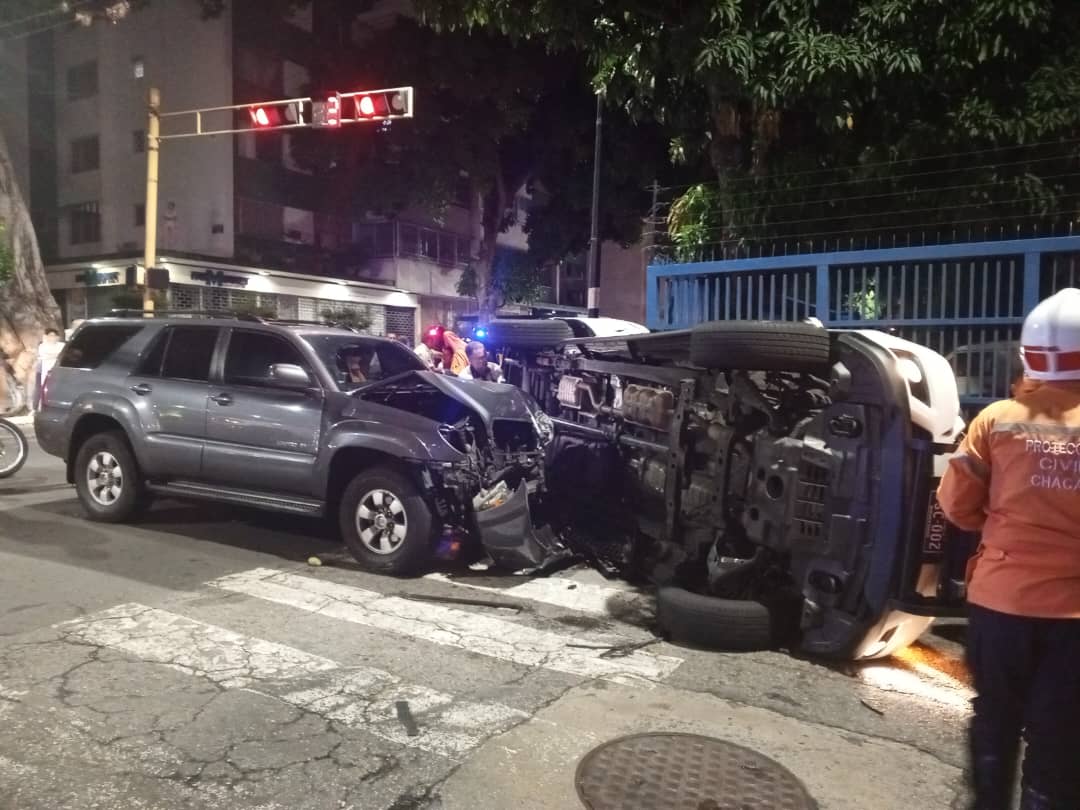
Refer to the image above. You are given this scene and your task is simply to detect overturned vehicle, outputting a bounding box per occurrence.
[482,317,973,660]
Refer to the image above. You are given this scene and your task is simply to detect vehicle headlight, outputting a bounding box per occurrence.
[532,410,554,445]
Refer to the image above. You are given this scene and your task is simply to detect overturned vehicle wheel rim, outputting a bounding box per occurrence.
[356,488,408,555]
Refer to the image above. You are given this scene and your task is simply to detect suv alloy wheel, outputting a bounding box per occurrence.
[339,466,434,575]
[74,431,146,522]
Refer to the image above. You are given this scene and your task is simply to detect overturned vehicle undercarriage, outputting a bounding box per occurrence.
[479,317,975,660]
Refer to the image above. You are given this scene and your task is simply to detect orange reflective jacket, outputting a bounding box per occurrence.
[441,331,469,376]
[937,379,1080,618]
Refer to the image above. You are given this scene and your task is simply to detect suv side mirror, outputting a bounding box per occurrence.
[268,363,312,389]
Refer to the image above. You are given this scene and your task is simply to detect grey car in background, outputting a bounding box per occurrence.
[35,313,554,574]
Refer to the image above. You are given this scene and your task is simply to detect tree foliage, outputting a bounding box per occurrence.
[289,9,674,310]
[416,0,1080,253]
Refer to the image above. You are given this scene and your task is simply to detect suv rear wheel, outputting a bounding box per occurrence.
[74,431,146,523]
[339,466,434,575]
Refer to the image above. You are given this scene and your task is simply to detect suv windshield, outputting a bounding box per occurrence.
[301,333,425,391]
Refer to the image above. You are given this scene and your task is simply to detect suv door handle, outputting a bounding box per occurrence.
[210,393,233,406]
[131,383,152,396]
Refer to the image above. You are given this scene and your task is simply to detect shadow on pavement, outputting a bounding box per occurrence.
[0,496,344,590]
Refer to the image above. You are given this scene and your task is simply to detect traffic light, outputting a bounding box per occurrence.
[249,105,281,128]
[311,94,341,128]
[347,88,412,121]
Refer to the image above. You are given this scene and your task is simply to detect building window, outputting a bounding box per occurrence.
[70,202,101,245]
[133,129,145,153]
[70,135,99,173]
[134,204,145,227]
[66,61,98,100]
[132,56,144,79]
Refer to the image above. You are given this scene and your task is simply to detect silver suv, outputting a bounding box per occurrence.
[36,312,554,574]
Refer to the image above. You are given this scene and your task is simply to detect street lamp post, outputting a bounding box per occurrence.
[585,91,603,318]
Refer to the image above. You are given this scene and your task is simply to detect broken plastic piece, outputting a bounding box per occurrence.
[395,700,420,736]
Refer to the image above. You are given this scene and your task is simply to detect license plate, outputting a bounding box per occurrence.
[922,491,947,558]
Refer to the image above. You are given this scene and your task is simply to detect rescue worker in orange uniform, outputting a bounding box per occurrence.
[938,287,1080,810]
[420,325,469,376]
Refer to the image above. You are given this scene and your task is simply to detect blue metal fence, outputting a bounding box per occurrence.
[646,235,1080,410]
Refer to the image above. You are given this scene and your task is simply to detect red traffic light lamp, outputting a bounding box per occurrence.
[346,88,413,121]
[249,105,281,128]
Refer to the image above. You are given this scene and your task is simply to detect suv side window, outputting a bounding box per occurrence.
[133,328,169,377]
[59,324,142,369]
[155,326,219,382]
[224,330,311,387]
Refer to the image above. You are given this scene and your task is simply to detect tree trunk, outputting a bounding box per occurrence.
[469,172,509,320]
[0,127,62,415]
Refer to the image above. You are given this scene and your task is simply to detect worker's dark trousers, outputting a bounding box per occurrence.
[967,604,1080,809]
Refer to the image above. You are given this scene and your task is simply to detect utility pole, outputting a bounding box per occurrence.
[142,86,160,314]
[585,91,603,318]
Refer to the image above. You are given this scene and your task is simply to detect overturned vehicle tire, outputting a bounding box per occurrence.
[656,587,799,652]
[689,320,831,372]
[486,318,574,350]
[625,330,692,362]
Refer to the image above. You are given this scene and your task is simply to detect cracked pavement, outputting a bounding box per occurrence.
[0,444,975,809]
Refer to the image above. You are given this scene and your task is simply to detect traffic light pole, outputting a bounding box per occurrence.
[142,87,161,314]
[137,86,413,313]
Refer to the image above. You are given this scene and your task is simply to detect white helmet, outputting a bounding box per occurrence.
[1020,288,1080,381]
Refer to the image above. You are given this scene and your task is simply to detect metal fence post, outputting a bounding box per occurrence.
[1022,252,1042,314]
[815,265,830,324]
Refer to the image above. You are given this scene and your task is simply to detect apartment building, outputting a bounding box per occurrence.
[4,0,534,338]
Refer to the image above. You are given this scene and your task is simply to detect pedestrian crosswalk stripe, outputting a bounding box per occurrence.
[423,572,653,617]
[208,568,684,686]
[56,603,527,759]
[58,602,339,689]
[279,673,527,758]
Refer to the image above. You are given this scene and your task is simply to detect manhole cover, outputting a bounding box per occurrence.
[574,732,815,810]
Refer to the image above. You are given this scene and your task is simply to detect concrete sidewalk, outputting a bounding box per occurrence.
[439,681,965,810]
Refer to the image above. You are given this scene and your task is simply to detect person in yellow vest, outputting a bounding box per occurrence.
[937,288,1080,810]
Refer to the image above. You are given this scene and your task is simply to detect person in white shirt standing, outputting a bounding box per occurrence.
[457,341,503,383]
[35,328,63,411]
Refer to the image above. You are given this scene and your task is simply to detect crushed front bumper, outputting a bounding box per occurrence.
[473,480,556,571]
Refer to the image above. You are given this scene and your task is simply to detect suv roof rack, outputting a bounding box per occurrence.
[106,309,263,321]
[104,309,367,333]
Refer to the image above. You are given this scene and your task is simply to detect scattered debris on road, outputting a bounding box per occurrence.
[395,700,420,737]
[860,698,886,716]
[566,638,661,659]
[399,592,525,613]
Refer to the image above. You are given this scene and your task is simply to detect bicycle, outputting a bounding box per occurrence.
[0,416,29,478]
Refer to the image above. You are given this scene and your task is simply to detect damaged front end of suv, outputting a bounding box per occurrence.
[341,370,557,572]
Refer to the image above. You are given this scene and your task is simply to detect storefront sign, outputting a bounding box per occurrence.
[74,269,120,286]
[191,269,248,287]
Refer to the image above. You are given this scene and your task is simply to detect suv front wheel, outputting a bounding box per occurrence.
[339,466,434,575]
[74,431,146,523]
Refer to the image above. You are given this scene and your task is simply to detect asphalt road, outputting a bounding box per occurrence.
[0,436,976,810]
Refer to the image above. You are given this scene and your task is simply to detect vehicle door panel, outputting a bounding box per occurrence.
[202,329,323,496]
[128,326,219,478]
